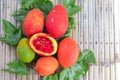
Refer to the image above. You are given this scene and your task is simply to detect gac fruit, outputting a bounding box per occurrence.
[58,37,80,68]
[16,38,35,63]
[23,8,44,38]
[29,33,58,56]
[45,4,68,38]
[35,56,59,76]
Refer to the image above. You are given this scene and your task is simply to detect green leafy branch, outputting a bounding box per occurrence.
[57,0,82,41]
[62,0,82,37]
[3,60,29,75]
[43,49,96,80]
[13,0,53,23]
[0,20,22,46]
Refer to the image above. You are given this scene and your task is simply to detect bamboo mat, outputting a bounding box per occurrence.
[0,0,120,80]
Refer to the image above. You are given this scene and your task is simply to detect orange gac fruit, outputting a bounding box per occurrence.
[29,33,58,56]
[58,37,80,68]
[45,4,68,38]
[35,56,59,76]
[23,8,44,38]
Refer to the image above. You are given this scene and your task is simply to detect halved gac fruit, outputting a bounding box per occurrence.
[45,4,68,38]
[23,8,44,38]
[58,37,80,68]
[29,33,58,56]
[35,56,59,76]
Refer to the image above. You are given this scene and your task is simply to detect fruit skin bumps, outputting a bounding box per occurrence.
[16,38,35,63]
[35,56,59,76]
[23,9,44,38]
[58,38,80,68]
[45,4,68,38]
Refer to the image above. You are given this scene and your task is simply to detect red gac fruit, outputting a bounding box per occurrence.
[45,4,68,38]
[35,56,59,76]
[58,37,80,68]
[23,9,44,38]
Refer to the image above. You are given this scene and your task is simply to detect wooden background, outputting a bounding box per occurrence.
[0,0,120,80]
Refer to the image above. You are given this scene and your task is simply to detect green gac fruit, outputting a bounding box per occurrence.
[16,38,35,63]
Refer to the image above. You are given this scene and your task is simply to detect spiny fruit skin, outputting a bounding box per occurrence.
[23,8,44,38]
[45,4,68,38]
[29,33,58,56]
[58,37,80,68]
[35,56,59,76]
[16,38,35,63]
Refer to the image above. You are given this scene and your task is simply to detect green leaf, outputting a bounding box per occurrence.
[70,62,88,77]
[0,35,18,45]
[13,9,29,23]
[43,76,47,80]
[70,63,81,72]
[59,68,69,80]
[13,0,34,22]
[67,6,82,16]
[3,60,29,75]
[73,72,81,80]
[69,17,76,29]
[46,76,53,80]
[63,0,76,7]
[54,74,59,80]
[2,20,17,36]
[67,17,76,35]
[0,20,22,45]
[78,61,89,75]
[13,0,53,22]
[33,0,53,16]
[13,0,35,22]
[78,49,97,64]
[43,74,58,80]
[21,0,35,9]
[68,69,74,80]
[63,0,82,16]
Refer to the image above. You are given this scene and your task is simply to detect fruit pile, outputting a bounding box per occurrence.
[0,0,96,80]
[17,4,80,76]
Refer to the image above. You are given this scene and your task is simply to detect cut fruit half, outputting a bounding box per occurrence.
[29,33,58,56]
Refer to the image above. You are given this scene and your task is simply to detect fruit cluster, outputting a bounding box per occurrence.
[0,0,97,79]
[16,4,80,76]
